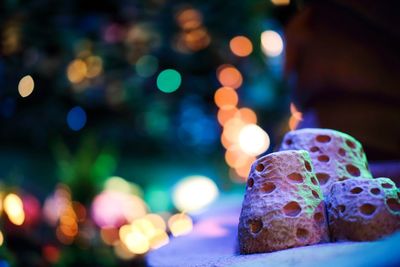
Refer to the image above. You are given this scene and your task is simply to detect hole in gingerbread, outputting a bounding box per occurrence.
[287,172,303,183]
[350,187,363,194]
[283,201,302,217]
[248,219,263,234]
[262,182,276,193]
[370,188,380,195]
[338,148,346,156]
[338,205,346,213]
[296,228,309,241]
[386,198,400,212]
[247,178,254,189]
[285,139,293,146]
[316,173,330,185]
[310,146,319,152]
[316,135,331,143]
[311,176,319,186]
[312,190,320,199]
[314,212,324,224]
[381,183,393,189]
[360,203,376,215]
[346,140,356,149]
[346,164,360,176]
[317,155,330,162]
[255,164,264,172]
[304,161,312,172]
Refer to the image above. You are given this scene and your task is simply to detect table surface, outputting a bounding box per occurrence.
[148,194,400,267]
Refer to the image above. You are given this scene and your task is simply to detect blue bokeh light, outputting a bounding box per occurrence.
[67,106,87,131]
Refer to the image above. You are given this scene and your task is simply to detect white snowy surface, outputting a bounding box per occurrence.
[147,194,400,267]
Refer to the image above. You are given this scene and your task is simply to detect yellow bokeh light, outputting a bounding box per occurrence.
[271,0,290,5]
[168,213,193,237]
[172,175,219,213]
[290,102,303,121]
[229,36,253,57]
[0,230,3,246]
[217,65,243,89]
[261,30,284,57]
[225,145,254,169]
[214,87,238,110]
[149,229,169,249]
[85,56,103,78]
[132,218,156,239]
[145,214,166,231]
[114,241,135,260]
[18,75,35,97]
[4,193,25,226]
[67,59,87,84]
[238,124,270,156]
[124,231,150,254]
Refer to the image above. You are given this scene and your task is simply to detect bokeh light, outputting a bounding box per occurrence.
[217,65,243,89]
[239,124,270,156]
[214,87,238,110]
[168,213,193,237]
[271,0,290,5]
[261,30,284,57]
[222,117,246,143]
[136,55,158,78]
[229,36,253,57]
[0,230,3,246]
[91,191,147,228]
[85,56,103,78]
[66,106,87,131]
[172,175,218,213]
[217,107,238,126]
[124,231,149,254]
[235,108,257,124]
[67,59,87,84]
[18,75,35,97]
[4,193,25,226]
[176,8,203,30]
[156,69,182,93]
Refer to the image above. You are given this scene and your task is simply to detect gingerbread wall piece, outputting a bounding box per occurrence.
[280,128,372,197]
[238,150,329,254]
[328,177,400,241]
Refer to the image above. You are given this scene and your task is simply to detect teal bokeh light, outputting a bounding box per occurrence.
[156,69,182,93]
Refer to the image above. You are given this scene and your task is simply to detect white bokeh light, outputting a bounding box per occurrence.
[239,124,270,156]
[172,175,219,213]
[261,30,284,57]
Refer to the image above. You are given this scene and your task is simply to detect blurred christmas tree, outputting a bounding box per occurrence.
[0,0,297,266]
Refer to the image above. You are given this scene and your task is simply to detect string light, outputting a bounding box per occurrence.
[18,75,35,97]
[4,193,25,226]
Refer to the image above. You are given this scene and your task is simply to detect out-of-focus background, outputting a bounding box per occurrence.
[1,0,399,266]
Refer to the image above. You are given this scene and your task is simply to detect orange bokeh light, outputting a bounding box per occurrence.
[176,8,203,30]
[229,36,253,57]
[214,87,238,110]
[222,118,246,143]
[235,108,257,124]
[217,65,243,89]
[217,107,238,126]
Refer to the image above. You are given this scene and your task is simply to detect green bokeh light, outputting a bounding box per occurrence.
[136,55,158,78]
[156,69,182,93]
